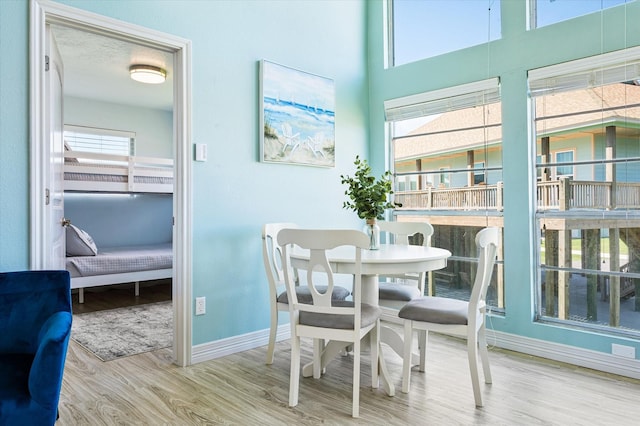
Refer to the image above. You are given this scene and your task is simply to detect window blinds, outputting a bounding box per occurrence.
[383,77,500,122]
[64,125,135,156]
[529,45,640,97]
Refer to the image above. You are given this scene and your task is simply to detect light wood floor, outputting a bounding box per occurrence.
[61,290,640,425]
[71,279,172,314]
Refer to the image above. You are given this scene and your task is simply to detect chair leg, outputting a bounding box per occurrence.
[418,330,427,372]
[313,338,322,379]
[289,335,301,407]
[478,324,492,384]
[319,339,327,375]
[402,321,413,393]
[467,334,483,407]
[266,306,278,364]
[370,322,379,389]
[352,337,361,418]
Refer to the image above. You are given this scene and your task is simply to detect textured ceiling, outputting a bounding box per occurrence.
[51,25,174,111]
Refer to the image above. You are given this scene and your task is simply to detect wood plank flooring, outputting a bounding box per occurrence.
[61,288,640,425]
[71,279,172,314]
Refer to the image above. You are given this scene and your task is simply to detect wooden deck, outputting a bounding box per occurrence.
[394,176,640,328]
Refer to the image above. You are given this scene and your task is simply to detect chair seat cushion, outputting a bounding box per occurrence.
[277,285,350,304]
[398,296,469,325]
[378,282,421,301]
[299,301,382,329]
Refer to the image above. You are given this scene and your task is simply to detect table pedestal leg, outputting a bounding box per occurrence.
[378,348,395,396]
[381,324,421,365]
[300,275,395,396]
[301,339,395,396]
[302,341,346,377]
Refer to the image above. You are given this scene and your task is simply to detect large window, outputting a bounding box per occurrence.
[529,47,640,336]
[390,0,501,67]
[530,0,633,29]
[385,78,504,309]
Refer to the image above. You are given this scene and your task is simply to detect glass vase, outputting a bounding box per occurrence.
[363,218,380,250]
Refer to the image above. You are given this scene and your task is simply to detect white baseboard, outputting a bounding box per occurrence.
[192,325,639,380]
[192,324,290,364]
[489,330,640,380]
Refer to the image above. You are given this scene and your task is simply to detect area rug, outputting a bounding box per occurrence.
[71,301,172,361]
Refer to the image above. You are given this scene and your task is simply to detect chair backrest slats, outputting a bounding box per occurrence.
[378,220,434,292]
[278,229,368,327]
[469,227,500,321]
[378,221,433,247]
[262,223,298,299]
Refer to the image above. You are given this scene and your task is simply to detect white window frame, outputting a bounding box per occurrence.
[529,46,640,336]
[528,0,632,30]
[388,0,502,67]
[64,125,135,159]
[552,150,575,180]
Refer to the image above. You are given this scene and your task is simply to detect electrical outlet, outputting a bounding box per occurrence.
[612,343,635,359]
[195,296,206,315]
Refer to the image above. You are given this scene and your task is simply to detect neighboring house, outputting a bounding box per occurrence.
[394,83,640,211]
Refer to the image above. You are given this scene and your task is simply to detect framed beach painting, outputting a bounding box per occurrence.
[260,60,335,167]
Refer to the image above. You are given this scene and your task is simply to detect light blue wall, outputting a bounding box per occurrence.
[0,0,368,346]
[0,0,30,270]
[367,1,640,356]
[65,97,173,157]
[65,193,173,248]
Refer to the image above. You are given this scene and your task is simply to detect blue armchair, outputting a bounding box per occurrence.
[0,270,72,425]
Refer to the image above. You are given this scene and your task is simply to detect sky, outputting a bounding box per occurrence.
[393,0,632,66]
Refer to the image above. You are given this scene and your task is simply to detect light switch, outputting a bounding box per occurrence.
[195,143,207,162]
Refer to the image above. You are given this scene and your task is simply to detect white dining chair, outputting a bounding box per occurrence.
[398,227,500,407]
[377,220,434,321]
[262,223,350,365]
[278,228,381,418]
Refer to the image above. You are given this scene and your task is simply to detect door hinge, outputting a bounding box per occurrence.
[45,55,49,72]
[45,188,50,205]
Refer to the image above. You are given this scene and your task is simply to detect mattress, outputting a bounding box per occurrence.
[64,160,172,182]
[64,171,173,185]
[66,243,172,278]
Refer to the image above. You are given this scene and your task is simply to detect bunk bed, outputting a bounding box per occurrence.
[66,242,173,303]
[64,151,174,302]
[64,151,173,193]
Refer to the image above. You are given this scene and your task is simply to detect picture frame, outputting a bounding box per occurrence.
[259,60,335,167]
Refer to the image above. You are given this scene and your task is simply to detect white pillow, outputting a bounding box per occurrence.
[66,224,98,256]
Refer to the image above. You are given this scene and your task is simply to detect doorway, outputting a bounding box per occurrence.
[30,0,193,366]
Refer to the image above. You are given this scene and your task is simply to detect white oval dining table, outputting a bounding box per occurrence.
[290,243,452,396]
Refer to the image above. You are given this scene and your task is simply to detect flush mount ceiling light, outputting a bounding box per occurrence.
[129,65,166,84]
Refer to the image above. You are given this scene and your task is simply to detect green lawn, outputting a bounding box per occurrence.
[541,237,630,263]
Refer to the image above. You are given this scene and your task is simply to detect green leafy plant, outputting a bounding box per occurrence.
[340,155,399,220]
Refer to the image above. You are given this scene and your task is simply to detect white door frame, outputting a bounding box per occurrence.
[30,0,193,366]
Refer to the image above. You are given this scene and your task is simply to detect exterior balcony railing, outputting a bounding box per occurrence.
[394,177,640,211]
[394,182,504,211]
